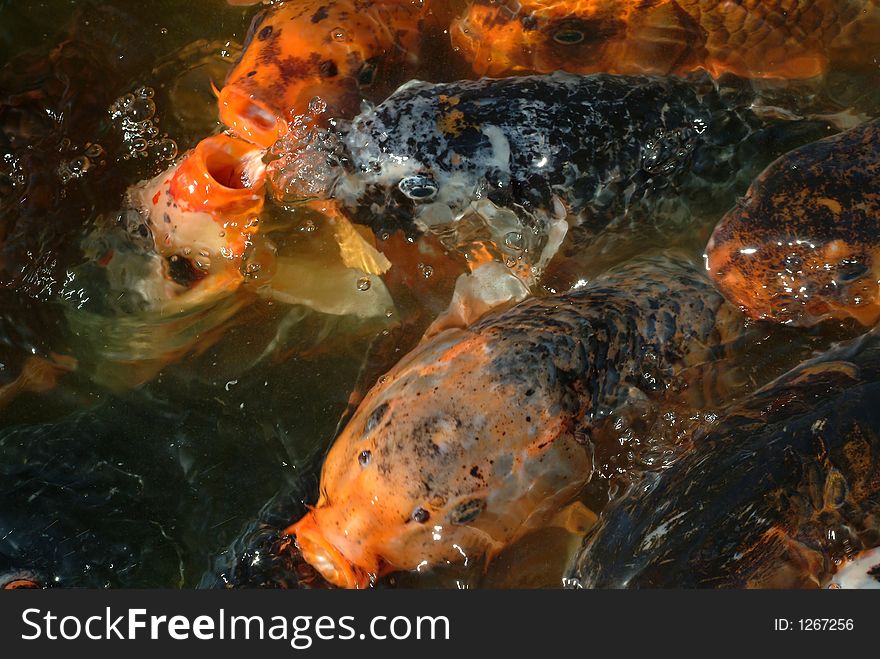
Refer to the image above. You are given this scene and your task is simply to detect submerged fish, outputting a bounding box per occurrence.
[705,118,880,328]
[288,253,743,588]
[452,0,880,79]
[219,0,427,147]
[285,72,828,276]
[571,328,880,589]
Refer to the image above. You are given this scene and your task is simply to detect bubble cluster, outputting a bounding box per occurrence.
[56,141,105,185]
[0,151,26,196]
[109,86,178,162]
[267,97,341,204]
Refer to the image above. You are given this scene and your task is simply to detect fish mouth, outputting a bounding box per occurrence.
[168,133,267,219]
[217,86,286,149]
[286,513,373,589]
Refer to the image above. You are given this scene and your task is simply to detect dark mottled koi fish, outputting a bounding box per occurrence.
[572,328,880,588]
[288,72,828,274]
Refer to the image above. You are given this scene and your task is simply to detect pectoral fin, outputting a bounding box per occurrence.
[331,215,392,276]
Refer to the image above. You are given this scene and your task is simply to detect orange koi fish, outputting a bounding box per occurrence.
[288,254,738,587]
[122,132,267,304]
[218,0,427,147]
[452,0,880,79]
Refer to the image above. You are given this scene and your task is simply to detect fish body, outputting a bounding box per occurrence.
[571,329,880,588]
[452,0,880,79]
[290,253,736,587]
[706,118,880,328]
[219,0,427,147]
[317,72,824,263]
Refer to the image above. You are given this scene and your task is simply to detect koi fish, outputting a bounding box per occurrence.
[705,118,880,328]
[218,0,427,147]
[451,0,880,79]
[288,253,742,588]
[290,72,826,277]
[125,132,266,303]
[572,328,880,588]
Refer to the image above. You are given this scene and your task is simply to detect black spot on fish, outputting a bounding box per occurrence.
[449,499,486,525]
[520,14,538,31]
[319,59,338,78]
[311,5,329,23]
[364,402,390,435]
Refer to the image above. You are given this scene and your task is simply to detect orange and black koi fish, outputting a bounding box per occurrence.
[452,0,880,79]
[288,254,739,587]
[705,118,880,328]
[219,0,428,147]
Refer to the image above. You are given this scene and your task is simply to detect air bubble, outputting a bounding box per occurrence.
[84,143,104,158]
[418,263,434,278]
[331,27,347,42]
[308,97,328,115]
[156,138,178,160]
[504,231,524,251]
[357,277,372,291]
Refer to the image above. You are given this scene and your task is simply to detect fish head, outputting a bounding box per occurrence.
[219,0,425,147]
[706,156,880,329]
[451,0,626,76]
[290,323,592,587]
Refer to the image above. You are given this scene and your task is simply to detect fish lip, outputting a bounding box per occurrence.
[286,515,373,589]
[217,86,286,149]
[168,133,267,217]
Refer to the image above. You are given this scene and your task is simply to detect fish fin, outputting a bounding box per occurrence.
[0,354,78,411]
[331,215,392,276]
[422,261,529,340]
[267,254,394,319]
[548,501,598,537]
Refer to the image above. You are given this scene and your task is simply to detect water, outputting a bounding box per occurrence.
[1,0,878,589]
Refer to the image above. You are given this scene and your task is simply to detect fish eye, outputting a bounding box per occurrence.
[357,59,379,88]
[411,507,430,524]
[398,175,438,201]
[166,255,206,288]
[358,450,372,467]
[837,259,869,283]
[553,29,585,45]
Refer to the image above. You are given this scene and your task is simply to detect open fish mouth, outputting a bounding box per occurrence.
[286,514,374,589]
[217,86,286,148]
